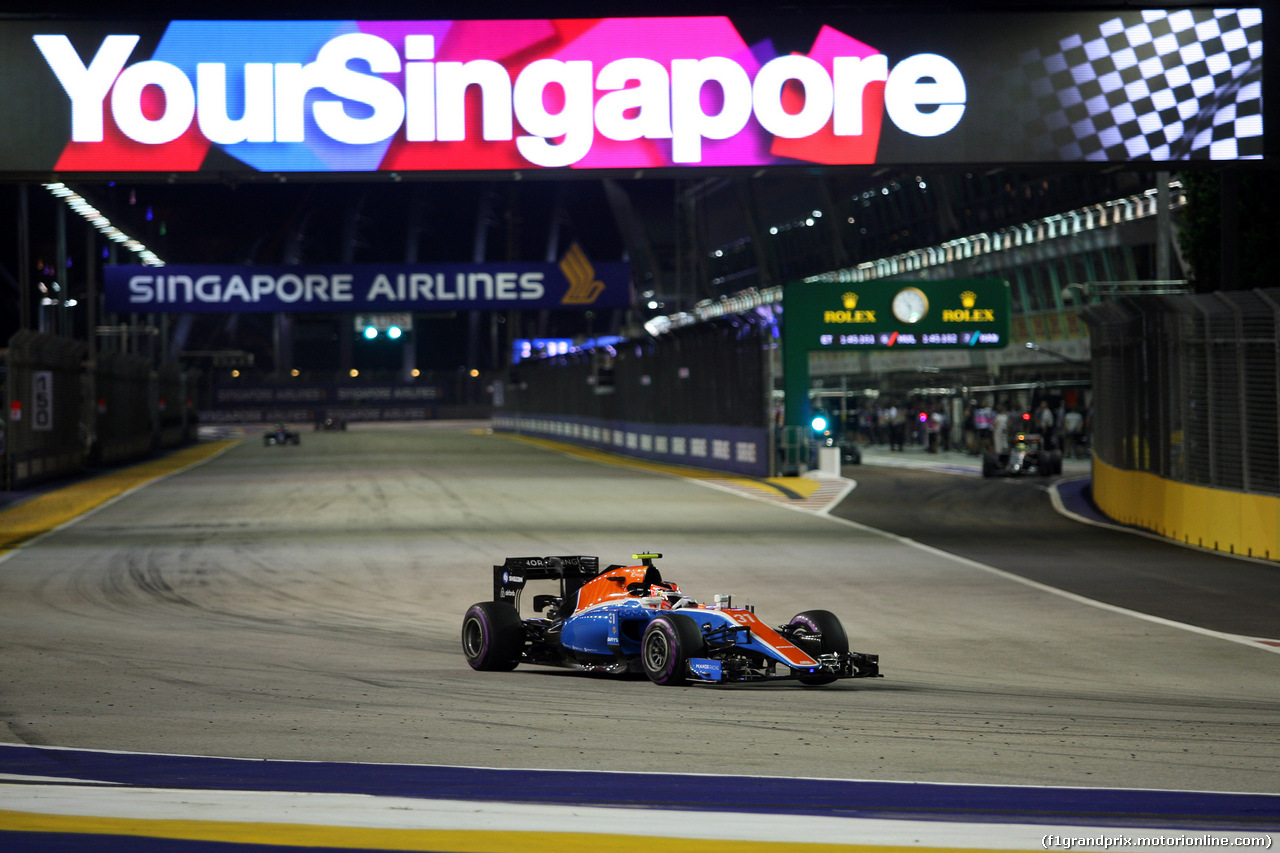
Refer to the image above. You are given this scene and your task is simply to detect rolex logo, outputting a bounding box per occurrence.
[942,290,996,323]
[825,291,876,324]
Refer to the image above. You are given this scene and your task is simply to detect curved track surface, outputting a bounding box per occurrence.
[831,464,1280,639]
[1,424,1278,797]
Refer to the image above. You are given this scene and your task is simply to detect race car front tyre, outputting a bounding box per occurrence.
[982,453,999,478]
[788,610,849,686]
[461,601,523,671]
[641,614,704,686]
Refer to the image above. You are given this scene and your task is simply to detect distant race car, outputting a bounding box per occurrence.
[315,416,347,431]
[825,436,862,465]
[983,433,1062,478]
[263,424,301,446]
[461,553,881,687]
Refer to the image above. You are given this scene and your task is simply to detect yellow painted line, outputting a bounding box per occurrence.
[0,440,240,554]
[500,433,816,500]
[0,811,1009,853]
[769,476,823,499]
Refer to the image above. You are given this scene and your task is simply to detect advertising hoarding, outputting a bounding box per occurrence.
[493,413,769,478]
[784,279,1012,352]
[0,10,1263,174]
[782,279,1011,432]
[103,260,632,313]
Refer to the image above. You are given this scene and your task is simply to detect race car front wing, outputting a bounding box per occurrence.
[687,650,880,684]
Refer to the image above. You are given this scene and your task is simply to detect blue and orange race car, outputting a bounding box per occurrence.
[461,553,880,686]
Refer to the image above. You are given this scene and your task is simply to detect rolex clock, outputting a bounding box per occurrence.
[891,286,929,324]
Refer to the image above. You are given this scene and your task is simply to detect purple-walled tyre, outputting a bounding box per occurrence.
[461,601,523,671]
[641,614,704,686]
[788,610,848,686]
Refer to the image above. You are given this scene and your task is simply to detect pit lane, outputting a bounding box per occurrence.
[830,457,1280,640]
[1,423,1277,796]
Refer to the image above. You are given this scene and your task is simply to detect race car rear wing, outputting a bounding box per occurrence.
[493,555,600,609]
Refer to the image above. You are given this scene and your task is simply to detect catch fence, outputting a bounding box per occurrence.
[2,331,199,490]
[1084,289,1280,497]
[1,331,86,489]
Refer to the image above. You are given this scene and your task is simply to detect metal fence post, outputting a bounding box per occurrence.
[1214,293,1249,492]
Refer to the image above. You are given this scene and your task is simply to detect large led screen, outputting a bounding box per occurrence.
[0,10,1263,174]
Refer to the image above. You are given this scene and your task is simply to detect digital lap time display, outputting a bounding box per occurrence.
[818,330,1003,348]
[787,279,1011,351]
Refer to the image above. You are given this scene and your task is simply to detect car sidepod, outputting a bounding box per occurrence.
[561,599,659,658]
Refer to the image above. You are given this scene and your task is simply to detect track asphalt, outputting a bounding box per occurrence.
[2,427,1276,851]
[0,441,239,555]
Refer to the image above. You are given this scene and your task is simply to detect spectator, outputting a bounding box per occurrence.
[1063,407,1085,458]
[927,408,946,453]
[888,405,906,451]
[993,405,1010,455]
[974,403,994,452]
[1034,401,1055,447]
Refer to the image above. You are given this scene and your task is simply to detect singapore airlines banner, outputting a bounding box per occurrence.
[103,260,632,313]
[0,10,1263,174]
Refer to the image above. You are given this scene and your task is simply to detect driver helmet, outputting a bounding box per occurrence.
[641,582,688,609]
[634,589,671,610]
[657,583,694,608]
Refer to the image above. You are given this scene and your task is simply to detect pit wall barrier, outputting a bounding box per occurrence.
[493,414,769,478]
[198,404,492,424]
[1092,455,1280,562]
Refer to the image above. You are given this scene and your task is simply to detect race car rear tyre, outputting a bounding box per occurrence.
[461,601,523,671]
[641,614,704,686]
[788,610,849,686]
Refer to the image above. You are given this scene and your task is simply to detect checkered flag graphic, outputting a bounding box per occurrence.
[1016,8,1263,160]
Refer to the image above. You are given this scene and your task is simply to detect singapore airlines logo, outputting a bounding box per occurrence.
[559,243,606,305]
